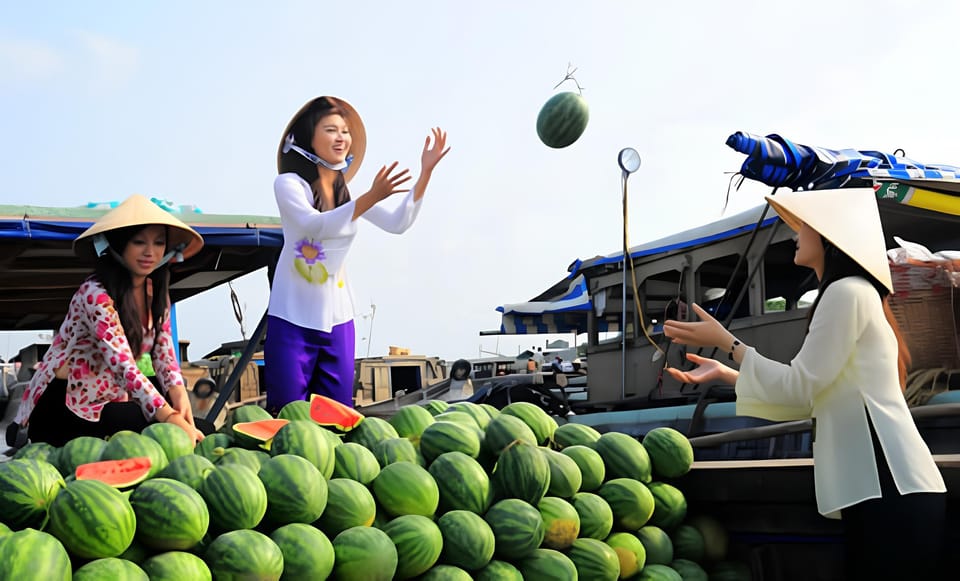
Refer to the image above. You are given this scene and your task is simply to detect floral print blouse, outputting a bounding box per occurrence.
[15,278,182,424]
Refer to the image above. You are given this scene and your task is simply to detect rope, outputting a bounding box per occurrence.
[904,367,957,406]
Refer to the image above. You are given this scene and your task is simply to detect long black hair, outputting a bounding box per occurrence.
[278,97,352,211]
[93,224,172,357]
[807,237,911,389]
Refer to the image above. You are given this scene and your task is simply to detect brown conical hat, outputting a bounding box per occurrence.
[276,95,366,184]
[765,188,893,293]
[74,194,204,260]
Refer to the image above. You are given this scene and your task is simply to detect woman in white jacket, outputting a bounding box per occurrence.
[266,96,448,411]
[663,188,946,580]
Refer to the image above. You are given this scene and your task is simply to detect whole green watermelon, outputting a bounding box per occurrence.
[332,526,398,581]
[437,510,496,571]
[73,557,148,581]
[536,91,590,149]
[643,427,695,478]
[258,454,328,525]
[48,479,136,559]
[129,478,209,550]
[140,550,212,581]
[204,529,283,581]
[381,514,444,579]
[0,528,72,580]
[270,523,334,580]
[198,464,268,532]
[518,548,580,580]
[0,458,65,529]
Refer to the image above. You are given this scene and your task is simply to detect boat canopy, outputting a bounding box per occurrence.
[0,203,283,331]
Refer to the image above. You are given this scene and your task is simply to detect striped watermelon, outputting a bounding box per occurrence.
[607,532,648,578]
[518,548,580,580]
[561,444,606,491]
[0,458,65,529]
[204,529,283,581]
[501,401,557,445]
[419,420,481,463]
[484,498,544,561]
[598,477,656,530]
[672,524,706,562]
[536,91,589,149]
[640,563,684,580]
[101,431,168,478]
[194,432,233,462]
[570,492,614,540]
[538,496,580,550]
[567,537,622,581]
[130,478,209,550]
[332,526,398,581]
[157,453,215,490]
[387,404,435,443]
[552,422,601,449]
[343,416,397,449]
[372,436,421,467]
[332,442,381,484]
[211,446,262,472]
[371,461,439,518]
[421,565,472,579]
[474,560,522,580]
[142,422,195,462]
[643,427,695,479]
[542,447,582,498]
[12,442,60,465]
[482,414,537,457]
[0,528,72,580]
[433,411,480,428]
[437,510,496,571]
[140,551,212,581]
[428,451,492,514]
[479,403,501,420]
[271,420,336,478]
[258,454,328,524]
[269,523,335,580]
[636,525,674,565]
[277,399,312,422]
[314,478,377,537]
[491,440,550,506]
[446,401,491,429]
[380,514,444,579]
[647,481,687,530]
[73,557,148,580]
[595,431,652,482]
[48,479,136,558]
[672,559,709,581]
[57,436,107,476]
[198,464,267,532]
[423,400,449,416]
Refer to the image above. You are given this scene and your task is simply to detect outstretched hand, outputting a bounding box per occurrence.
[665,352,734,385]
[420,127,450,173]
[662,303,734,351]
[369,161,412,203]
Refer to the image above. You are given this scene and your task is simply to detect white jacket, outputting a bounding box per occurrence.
[736,276,946,518]
[268,173,422,332]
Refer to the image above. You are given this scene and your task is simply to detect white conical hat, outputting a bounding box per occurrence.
[74,194,204,260]
[765,188,893,293]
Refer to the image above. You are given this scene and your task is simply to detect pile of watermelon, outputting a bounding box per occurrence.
[0,397,751,580]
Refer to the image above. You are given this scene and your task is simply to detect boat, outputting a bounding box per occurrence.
[487,136,960,578]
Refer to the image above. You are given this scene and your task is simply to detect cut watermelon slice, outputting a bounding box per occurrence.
[233,418,290,449]
[75,456,152,488]
[309,393,365,432]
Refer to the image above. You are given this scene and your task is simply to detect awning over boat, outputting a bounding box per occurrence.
[0,203,284,331]
[494,274,616,335]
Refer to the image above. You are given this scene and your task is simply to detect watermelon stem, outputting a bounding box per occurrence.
[553,63,584,95]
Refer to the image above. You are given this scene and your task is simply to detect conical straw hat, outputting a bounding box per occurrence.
[765,188,893,293]
[74,194,203,260]
[276,96,366,184]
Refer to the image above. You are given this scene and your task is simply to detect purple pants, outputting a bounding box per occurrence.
[264,316,356,412]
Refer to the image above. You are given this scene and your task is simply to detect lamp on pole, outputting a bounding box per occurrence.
[617,148,641,399]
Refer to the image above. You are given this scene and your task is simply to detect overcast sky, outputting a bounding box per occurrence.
[3,0,960,362]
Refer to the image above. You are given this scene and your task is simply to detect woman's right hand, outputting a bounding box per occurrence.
[665,352,738,386]
[368,162,412,202]
[161,407,204,443]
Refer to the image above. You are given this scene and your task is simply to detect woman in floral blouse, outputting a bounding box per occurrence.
[265,96,449,411]
[13,195,206,446]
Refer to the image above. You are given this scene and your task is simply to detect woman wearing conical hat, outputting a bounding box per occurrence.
[12,195,206,446]
[266,96,449,411]
[663,189,946,579]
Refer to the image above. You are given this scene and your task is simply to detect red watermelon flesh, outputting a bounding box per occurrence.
[309,393,364,431]
[233,418,290,445]
[75,457,152,488]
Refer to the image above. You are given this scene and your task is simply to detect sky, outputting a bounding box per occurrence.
[3,0,960,363]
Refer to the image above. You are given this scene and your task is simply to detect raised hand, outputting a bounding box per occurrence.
[663,303,735,351]
[420,127,450,173]
[369,161,412,203]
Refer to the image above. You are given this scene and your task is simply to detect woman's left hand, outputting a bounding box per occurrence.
[167,384,196,428]
[662,303,734,350]
[420,127,450,172]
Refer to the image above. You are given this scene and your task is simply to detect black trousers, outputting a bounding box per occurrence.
[841,418,947,581]
[26,378,214,447]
